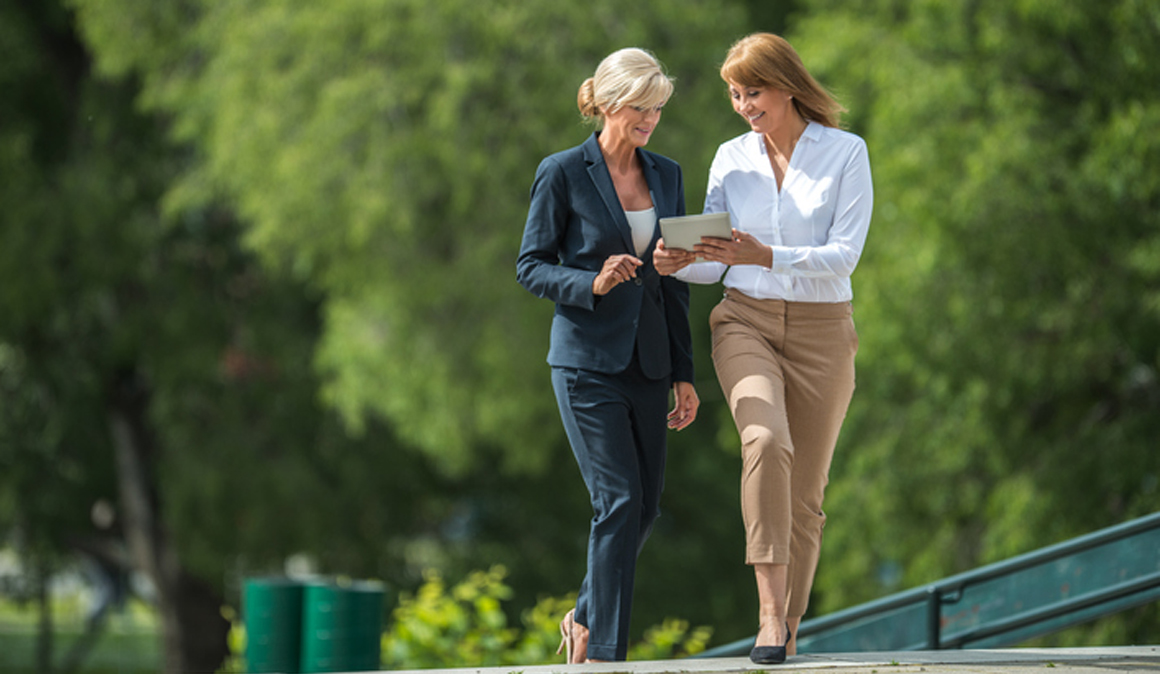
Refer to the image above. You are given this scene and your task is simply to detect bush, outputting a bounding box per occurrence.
[381,565,711,668]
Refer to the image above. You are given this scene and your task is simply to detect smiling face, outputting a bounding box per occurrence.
[728,81,795,135]
[601,101,665,148]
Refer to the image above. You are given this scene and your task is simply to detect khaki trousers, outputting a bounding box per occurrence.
[710,288,858,618]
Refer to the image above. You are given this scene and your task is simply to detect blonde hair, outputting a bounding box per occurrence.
[577,48,674,124]
[720,33,845,128]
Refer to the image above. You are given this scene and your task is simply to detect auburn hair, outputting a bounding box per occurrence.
[721,33,844,128]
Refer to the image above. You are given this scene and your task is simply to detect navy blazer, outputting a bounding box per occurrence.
[517,132,695,383]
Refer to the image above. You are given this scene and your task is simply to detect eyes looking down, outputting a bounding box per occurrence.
[601,101,667,146]
[728,82,794,131]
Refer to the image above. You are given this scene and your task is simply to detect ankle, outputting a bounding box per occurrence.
[758,613,784,627]
[755,620,789,645]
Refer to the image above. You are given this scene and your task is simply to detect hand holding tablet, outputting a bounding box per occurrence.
[658,212,732,260]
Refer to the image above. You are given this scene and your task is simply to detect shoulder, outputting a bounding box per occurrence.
[808,124,868,155]
[710,131,761,170]
[717,131,763,157]
[718,131,757,152]
[534,142,589,188]
[538,143,584,170]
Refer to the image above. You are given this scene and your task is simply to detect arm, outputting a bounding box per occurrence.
[663,163,698,427]
[669,148,728,284]
[661,164,696,385]
[765,139,873,278]
[695,139,873,277]
[516,156,643,306]
[516,157,601,309]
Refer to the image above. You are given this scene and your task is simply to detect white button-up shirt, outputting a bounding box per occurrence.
[675,122,873,302]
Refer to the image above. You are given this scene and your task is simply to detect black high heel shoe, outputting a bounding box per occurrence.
[749,621,791,665]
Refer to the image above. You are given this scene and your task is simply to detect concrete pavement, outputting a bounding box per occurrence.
[381,646,1160,674]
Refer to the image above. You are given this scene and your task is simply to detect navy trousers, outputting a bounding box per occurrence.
[551,354,669,661]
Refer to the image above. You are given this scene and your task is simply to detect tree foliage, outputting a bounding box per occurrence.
[788,3,1160,638]
[6,1,753,667]
[4,0,1160,669]
[71,0,747,476]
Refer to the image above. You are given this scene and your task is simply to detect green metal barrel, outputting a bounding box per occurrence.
[299,580,385,672]
[244,577,306,673]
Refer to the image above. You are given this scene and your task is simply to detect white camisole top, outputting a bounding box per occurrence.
[624,207,656,257]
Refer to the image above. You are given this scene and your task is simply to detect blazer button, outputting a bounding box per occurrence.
[634,278,642,286]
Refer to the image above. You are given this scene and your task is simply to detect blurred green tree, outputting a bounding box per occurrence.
[5,1,760,669]
[0,1,457,670]
[69,0,746,476]
[8,0,1157,669]
[786,0,1160,642]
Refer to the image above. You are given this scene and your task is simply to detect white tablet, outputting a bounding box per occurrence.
[659,212,732,259]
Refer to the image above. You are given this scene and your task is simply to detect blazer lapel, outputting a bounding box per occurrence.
[638,150,666,263]
[583,133,636,254]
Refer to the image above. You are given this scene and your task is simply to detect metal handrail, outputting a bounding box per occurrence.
[928,511,1160,596]
[940,570,1160,648]
[694,511,1160,658]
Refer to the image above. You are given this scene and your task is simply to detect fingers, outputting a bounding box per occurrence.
[667,383,700,430]
[692,235,732,260]
[667,402,697,430]
[654,239,695,276]
[593,254,643,295]
[607,254,642,282]
[694,229,767,266]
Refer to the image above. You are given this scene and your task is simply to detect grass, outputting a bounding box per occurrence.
[0,629,160,674]
[0,598,161,674]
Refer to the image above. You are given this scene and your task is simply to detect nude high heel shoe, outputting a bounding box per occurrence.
[557,608,576,663]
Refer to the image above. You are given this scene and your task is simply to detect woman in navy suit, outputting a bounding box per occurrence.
[516,48,700,663]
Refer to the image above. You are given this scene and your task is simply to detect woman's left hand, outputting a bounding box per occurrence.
[653,238,696,276]
[667,381,700,431]
[694,229,773,268]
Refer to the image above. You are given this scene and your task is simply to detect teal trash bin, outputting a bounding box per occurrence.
[299,580,385,673]
[244,577,306,673]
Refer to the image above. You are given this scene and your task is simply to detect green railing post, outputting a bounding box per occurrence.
[926,586,942,650]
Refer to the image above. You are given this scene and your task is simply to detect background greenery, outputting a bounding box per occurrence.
[1,0,1157,671]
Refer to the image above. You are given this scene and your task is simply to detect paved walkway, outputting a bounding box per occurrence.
[384,646,1160,674]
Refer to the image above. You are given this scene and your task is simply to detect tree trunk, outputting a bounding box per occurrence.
[108,368,228,673]
[35,555,54,674]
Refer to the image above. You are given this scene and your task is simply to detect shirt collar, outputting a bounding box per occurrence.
[752,121,822,155]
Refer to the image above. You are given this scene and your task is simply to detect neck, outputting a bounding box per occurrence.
[764,115,808,158]
[598,131,638,172]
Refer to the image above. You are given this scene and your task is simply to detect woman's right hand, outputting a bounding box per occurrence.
[653,238,695,276]
[593,254,643,296]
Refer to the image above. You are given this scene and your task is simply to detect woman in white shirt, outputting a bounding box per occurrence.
[655,33,872,665]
